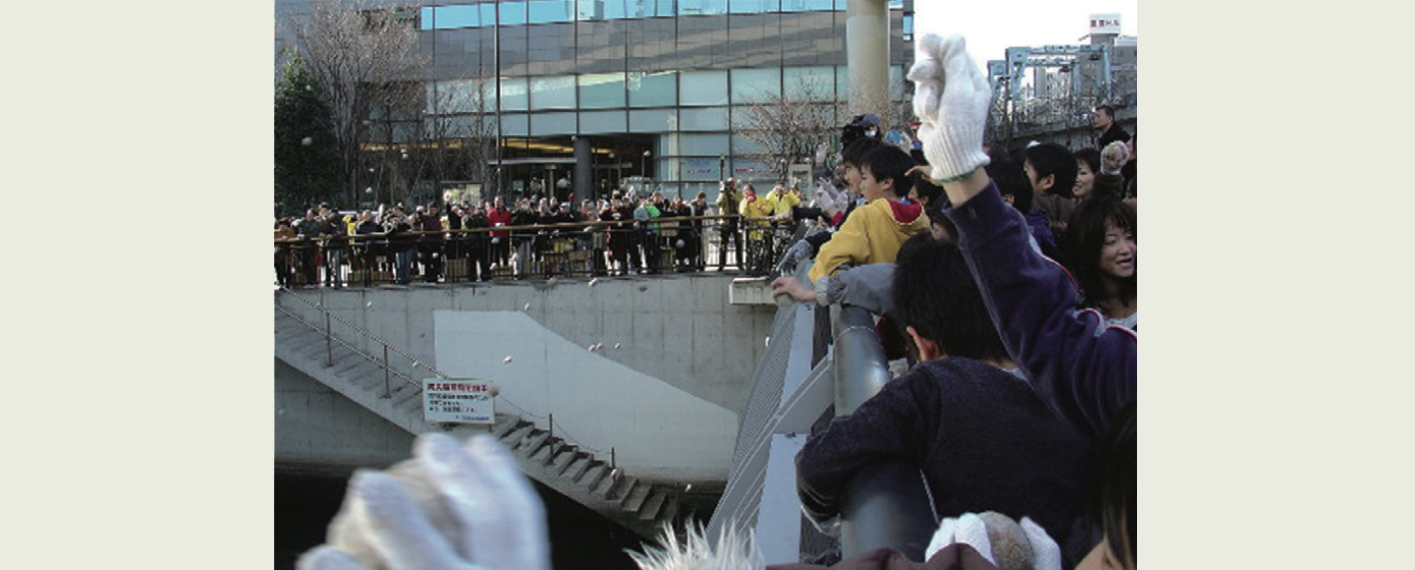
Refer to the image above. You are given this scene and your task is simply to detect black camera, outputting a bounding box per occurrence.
[840,113,882,150]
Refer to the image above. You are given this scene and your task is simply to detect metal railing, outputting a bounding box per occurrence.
[707,231,936,563]
[274,285,622,466]
[274,215,801,287]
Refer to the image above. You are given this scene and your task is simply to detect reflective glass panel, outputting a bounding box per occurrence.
[628,71,678,108]
[578,72,627,109]
[531,112,579,135]
[780,0,834,11]
[530,76,578,109]
[501,113,530,137]
[678,107,729,131]
[579,110,627,133]
[500,1,528,25]
[730,68,780,104]
[680,70,728,106]
[679,0,728,16]
[679,133,730,156]
[729,0,776,14]
[527,0,574,24]
[630,109,678,132]
[500,77,530,111]
[783,66,836,101]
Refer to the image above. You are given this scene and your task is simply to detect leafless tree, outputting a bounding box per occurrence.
[428,80,498,194]
[290,0,427,206]
[736,80,843,183]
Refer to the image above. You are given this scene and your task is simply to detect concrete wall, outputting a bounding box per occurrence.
[277,275,776,414]
[275,274,778,482]
[275,359,417,477]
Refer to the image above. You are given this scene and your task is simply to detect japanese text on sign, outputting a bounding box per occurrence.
[423,379,495,424]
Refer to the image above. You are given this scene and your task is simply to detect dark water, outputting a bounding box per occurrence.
[276,473,646,570]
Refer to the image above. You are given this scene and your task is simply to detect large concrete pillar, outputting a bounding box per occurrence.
[574,136,593,202]
[846,0,890,118]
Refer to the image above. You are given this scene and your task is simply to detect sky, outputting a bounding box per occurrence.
[911,1,1140,71]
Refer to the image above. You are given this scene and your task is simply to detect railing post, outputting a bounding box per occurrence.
[325,313,333,367]
[383,344,391,398]
[611,447,616,470]
[548,413,554,440]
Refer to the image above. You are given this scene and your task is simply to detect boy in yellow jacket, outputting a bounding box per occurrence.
[808,146,930,282]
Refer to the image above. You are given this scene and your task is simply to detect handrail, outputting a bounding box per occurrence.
[274,214,754,243]
[274,285,616,460]
[275,215,798,285]
[832,302,937,561]
[709,226,937,562]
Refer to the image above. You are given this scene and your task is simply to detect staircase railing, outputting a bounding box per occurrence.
[274,285,621,469]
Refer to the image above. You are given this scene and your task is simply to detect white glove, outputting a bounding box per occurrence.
[813,179,845,216]
[924,513,1060,570]
[1100,140,1130,176]
[813,187,839,216]
[297,434,551,570]
[908,34,991,181]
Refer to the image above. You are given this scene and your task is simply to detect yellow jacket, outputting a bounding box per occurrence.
[808,198,930,282]
[740,194,772,218]
[769,191,799,217]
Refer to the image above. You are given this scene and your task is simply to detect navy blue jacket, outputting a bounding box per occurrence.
[944,181,1137,441]
[796,358,1091,554]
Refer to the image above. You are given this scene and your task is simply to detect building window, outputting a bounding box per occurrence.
[578,72,628,109]
[527,1,576,24]
[729,0,778,14]
[499,78,531,111]
[679,0,728,16]
[679,70,729,106]
[783,66,836,101]
[678,107,730,131]
[781,0,834,11]
[579,110,627,133]
[730,68,781,104]
[628,71,678,108]
[530,76,578,110]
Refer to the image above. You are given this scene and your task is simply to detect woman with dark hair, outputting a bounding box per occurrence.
[1076,401,1136,570]
[1072,148,1100,202]
[1063,195,1137,330]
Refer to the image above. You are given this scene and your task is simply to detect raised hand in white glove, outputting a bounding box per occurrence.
[908,33,991,181]
[813,179,844,216]
[297,433,551,570]
[924,512,1060,570]
[1100,140,1130,176]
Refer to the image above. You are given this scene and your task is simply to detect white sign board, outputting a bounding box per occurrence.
[423,379,495,424]
[1089,13,1121,35]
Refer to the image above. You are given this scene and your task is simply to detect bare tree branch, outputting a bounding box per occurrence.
[291,0,427,206]
[736,80,842,183]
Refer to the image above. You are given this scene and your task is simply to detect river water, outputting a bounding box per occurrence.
[276,473,646,569]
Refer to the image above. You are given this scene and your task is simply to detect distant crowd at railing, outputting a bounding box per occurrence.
[274,182,823,287]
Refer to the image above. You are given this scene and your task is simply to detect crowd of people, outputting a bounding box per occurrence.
[274,182,830,287]
[292,30,1136,570]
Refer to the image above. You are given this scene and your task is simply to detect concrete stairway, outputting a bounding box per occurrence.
[275,306,690,540]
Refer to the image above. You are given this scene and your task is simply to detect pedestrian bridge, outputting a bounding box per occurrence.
[275,273,780,538]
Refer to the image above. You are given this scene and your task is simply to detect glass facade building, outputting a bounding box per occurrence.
[276,0,915,202]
